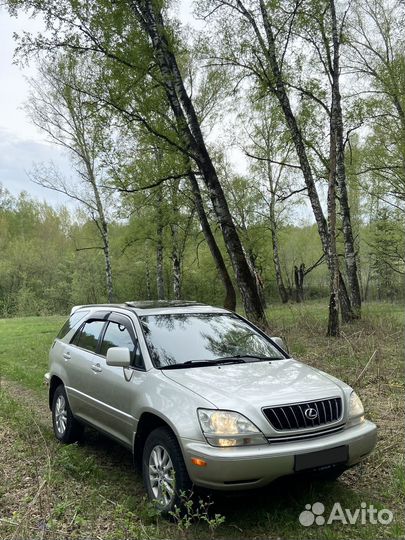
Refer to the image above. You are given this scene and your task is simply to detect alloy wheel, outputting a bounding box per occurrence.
[55,395,67,435]
[148,444,175,506]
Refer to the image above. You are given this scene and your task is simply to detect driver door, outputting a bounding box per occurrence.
[89,313,145,447]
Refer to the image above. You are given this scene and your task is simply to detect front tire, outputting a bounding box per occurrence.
[52,385,83,443]
[142,427,192,516]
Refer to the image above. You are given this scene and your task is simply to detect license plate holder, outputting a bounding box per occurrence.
[294,445,348,472]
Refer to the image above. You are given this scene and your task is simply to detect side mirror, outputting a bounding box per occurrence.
[271,336,289,354]
[106,347,131,368]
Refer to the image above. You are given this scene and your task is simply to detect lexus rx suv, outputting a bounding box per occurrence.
[45,301,377,514]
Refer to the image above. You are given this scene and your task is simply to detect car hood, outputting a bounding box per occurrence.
[162,358,344,410]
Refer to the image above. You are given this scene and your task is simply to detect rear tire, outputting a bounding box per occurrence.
[142,427,192,517]
[52,385,83,443]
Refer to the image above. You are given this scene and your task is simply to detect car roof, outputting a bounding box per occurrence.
[71,300,230,317]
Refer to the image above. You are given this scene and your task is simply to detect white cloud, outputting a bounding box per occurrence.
[0,9,45,140]
[0,127,75,205]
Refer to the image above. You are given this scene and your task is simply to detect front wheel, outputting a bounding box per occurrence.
[142,427,192,516]
[52,385,83,443]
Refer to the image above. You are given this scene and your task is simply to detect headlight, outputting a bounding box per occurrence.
[197,409,266,447]
[348,391,365,424]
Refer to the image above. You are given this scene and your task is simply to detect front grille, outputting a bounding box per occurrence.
[267,425,344,443]
[263,397,343,431]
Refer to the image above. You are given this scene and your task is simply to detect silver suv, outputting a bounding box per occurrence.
[45,301,377,514]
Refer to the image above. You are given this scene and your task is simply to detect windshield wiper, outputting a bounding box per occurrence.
[160,358,247,370]
[215,354,283,362]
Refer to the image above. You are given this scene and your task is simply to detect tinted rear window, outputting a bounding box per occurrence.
[57,310,89,339]
[73,320,106,353]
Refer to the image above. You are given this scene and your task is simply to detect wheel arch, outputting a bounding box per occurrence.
[133,411,181,467]
[49,375,64,410]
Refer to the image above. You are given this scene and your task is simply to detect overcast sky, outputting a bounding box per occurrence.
[0,3,311,223]
[0,8,76,205]
[0,3,203,208]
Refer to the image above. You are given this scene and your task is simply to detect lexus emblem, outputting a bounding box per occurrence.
[304,407,318,420]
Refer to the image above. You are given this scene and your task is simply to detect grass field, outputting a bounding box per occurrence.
[0,301,404,539]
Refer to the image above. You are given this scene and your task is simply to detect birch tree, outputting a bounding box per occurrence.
[27,58,115,302]
[348,0,405,206]
[9,0,265,324]
[128,0,267,325]
[198,0,361,333]
[242,100,302,304]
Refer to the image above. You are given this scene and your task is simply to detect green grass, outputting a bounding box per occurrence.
[0,301,404,539]
[0,315,65,393]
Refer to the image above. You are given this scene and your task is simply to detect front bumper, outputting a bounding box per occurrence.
[182,420,377,490]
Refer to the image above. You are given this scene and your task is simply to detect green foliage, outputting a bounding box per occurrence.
[1,181,403,316]
[2,0,405,319]
[366,208,405,300]
[170,490,225,538]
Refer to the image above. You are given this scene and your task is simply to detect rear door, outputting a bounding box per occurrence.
[64,314,109,425]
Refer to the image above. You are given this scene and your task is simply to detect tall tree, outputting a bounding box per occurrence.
[327,1,341,335]
[199,0,356,332]
[128,0,267,325]
[241,100,301,303]
[27,58,115,302]
[9,0,265,324]
[348,0,405,205]
[329,0,362,318]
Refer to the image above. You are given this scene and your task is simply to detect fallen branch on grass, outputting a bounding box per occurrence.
[354,350,378,385]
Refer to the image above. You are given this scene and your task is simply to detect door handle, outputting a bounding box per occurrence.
[63,352,71,361]
[91,363,102,373]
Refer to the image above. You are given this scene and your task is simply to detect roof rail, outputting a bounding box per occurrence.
[70,305,84,314]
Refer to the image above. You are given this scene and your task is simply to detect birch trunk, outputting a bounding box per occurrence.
[156,234,165,300]
[101,224,114,303]
[131,1,267,328]
[294,264,305,303]
[156,187,165,300]
[145,262,151,300]
[327,173,340,337]
[270,210,288,303]
[85,162,114,303]
[327,0,341,337]
[171,245,181,300]
[330,0,362,319]
[188,171,236,310]
[267,161,288,303]
[169,180,182,300]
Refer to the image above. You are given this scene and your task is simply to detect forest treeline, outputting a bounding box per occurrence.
[3,0,405,334]
[0,185,402,318]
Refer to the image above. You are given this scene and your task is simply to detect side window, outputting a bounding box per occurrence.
[72,320,105,353]
[57,310,89,339]
[100,322,144,369]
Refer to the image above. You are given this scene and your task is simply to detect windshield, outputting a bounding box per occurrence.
[139,313,286,368]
